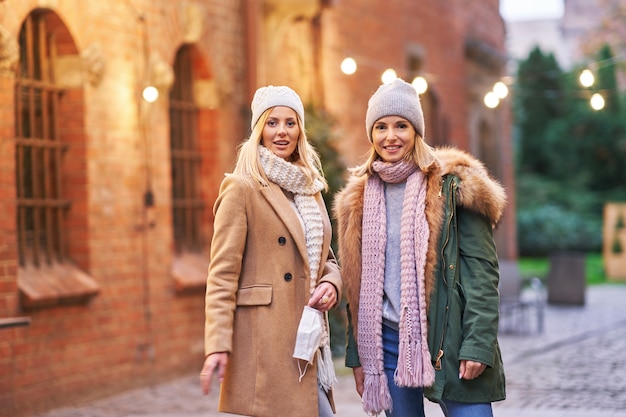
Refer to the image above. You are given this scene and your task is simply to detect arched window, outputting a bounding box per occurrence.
[15,10,97,307]
[169,45,203,253]
[15,11,68,266]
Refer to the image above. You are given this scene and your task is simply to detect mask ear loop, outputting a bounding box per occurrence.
[297,358,311,382]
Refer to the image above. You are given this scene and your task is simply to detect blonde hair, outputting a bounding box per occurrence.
[351,132,438,177]
[232,108,328,190]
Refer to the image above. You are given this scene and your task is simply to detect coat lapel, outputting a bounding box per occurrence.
[260,183,310,270]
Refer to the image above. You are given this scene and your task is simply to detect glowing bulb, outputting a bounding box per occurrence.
[579,69,594,88]
[381,69,397,84]
[484,91,500,109]
[142,86,159,103]
[590,93,605,111]
[493,81,509,99]
[412,76,428,94]
[340,57,357,75]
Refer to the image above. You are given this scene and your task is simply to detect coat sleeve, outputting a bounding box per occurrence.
[456,205,500,368]
[204,176,248,356]
[319,248,342,301]
[344,304,361,367]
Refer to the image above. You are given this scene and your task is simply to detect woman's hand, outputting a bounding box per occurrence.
[352,366,365,397]
[308,282,338,312]
[459,359,486,380]
[199,352,229,395]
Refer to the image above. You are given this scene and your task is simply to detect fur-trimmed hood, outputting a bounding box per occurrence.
[332,147,506,342]
[434,147,506,225]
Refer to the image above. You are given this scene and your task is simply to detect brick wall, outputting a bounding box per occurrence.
[0,1,246,415]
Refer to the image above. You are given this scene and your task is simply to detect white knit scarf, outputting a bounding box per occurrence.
[359,159,435,415]
[259,146,337,391]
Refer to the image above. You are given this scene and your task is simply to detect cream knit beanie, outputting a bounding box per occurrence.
[365,78,425,142]
[250,85,305,130]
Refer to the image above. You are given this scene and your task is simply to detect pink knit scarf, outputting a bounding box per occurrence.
[359,159,435,415]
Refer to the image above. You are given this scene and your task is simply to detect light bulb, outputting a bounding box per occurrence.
[381,69,397,84]
[493,81,509,99]
[579,69,594,88]
[590,93,605,111]
[340,57,357,75]
[484,91,499,109]
[412,76,428,94]
[142,86,159,103]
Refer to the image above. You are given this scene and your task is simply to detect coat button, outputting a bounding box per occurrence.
[278,236,287,245]
[284,273,293,282]
[449,264,455,270]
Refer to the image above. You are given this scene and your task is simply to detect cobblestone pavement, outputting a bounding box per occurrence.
[35,284,626,417]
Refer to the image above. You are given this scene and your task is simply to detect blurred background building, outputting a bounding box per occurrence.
[505,0,605,71]
[0,1,514,415]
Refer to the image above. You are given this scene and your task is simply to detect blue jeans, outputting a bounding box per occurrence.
[382,324,493,417]
[438,400,493,417]
[382,324,425,417]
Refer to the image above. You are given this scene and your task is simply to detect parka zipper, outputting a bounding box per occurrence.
[434,178,456,371]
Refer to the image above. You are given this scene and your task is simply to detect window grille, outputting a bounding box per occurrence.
[169,46,204,253]
[15,11,69,267]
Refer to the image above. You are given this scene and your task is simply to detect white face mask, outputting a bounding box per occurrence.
[293,306,323,381]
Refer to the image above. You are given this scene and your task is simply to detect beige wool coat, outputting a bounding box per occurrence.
[205,174,342,417]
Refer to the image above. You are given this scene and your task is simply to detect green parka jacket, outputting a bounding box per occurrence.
[333,147,506,404]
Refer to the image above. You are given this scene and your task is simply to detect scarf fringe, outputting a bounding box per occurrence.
[316,343,337,392]
[395,339,436,387]
[362,373,392,416]
[395,337,419,386]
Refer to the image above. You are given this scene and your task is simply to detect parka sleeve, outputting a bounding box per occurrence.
[204,176,249,356]
[456,205,501,368]
[345,305,361,367]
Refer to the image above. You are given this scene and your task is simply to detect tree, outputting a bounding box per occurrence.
[513,45,626,256]
[514,47,566,175]
[594,44,620,114]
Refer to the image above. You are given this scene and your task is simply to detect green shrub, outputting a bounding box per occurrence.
[517,204,602,256]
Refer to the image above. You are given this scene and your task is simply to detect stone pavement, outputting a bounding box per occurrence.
[35,284,626,417]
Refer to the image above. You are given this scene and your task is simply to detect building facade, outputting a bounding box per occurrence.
[0,1,515,415]
[504,0,606,71]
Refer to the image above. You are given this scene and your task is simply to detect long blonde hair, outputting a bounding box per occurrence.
[232,108,328,190]
[351,132,438,177]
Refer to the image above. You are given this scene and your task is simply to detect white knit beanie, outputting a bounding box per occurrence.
[365,78,425,142]
[250,85,305,130]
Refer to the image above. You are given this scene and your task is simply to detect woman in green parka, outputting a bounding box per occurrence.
[333,79,506,417]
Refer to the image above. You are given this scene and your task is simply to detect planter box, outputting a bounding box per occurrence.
[547,252,585,305]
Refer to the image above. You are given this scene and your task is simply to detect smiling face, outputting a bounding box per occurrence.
[260,106,300,161]
[371,116,416,163]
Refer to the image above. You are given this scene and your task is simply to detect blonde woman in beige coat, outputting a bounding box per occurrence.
[199,85,342,417]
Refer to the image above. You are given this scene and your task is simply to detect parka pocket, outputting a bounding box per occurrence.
[236,284,272,306]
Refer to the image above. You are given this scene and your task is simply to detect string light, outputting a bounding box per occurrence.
[493,81,509,99]
[142,86,159,103]
[484,80,509,108]
[484,91,500,109]
[339,56,397,83]
[340,57,357,75]
[411,76,428,94]
[381,68,397,84]
[579,69,595,88]
[590,93,605,111]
